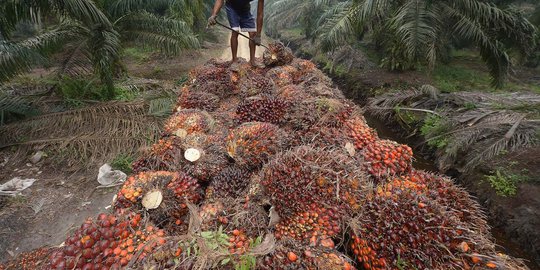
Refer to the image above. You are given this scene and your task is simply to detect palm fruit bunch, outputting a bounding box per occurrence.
[258,239,355,270]
[179,142,229,182]
[291,59,332,87]
[176,86,219,112]
[237,72,276,97]
[131,136,184,173]
[188,65,235,98]
[303,83,344,99]
[265,65,297,87]
[263,42,294,67]
[362,139,413,179]
[47,213,167,269]
[163,109,215,137]
[114,171,202,230]
[199,200,228,230]
[344,115,379,150]
[212,95,242,128]
[274,203,341,248]
[0,247,56,270]
[277,84,311,104]
[235,95,289,125]
[226,122,286,167]
[198,198,269,238]
[405,170,490,234]
[348,184,482,270]
[261,146,369,218]
[207,166,252,199]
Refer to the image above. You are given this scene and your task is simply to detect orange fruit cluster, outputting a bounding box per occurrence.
[0,247,54,270]
[163,109,213,135]
[235,95,289,125]
[274,205,340,246]
[228,229,250,255]
[362,139,413,178]
[48,213,166,269]
[345,116,379,149]
[226,122,283,167]
[176,86,219,112]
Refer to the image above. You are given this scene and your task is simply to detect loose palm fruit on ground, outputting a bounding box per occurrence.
[274,204,341,247]
[176,86,219,112]
[261,145,370,218]
[163,109,215,136]
[235,95,289,125]
[226,122,286,167]
[0,247,55,270]
[258,239,355,270]
[362,139,413,179]
[228,229,251,255]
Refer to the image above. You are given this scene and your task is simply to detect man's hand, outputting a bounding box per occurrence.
[253,34,262,46]
[207,15,217,27]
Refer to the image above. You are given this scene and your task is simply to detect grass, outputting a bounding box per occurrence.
[111,153,135,174]
[123,46,153,63]
[429,64,493,93]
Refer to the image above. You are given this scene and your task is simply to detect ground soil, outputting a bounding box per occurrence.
[0,29,255,262]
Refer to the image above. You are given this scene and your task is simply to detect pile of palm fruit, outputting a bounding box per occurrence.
[1,56,531,270]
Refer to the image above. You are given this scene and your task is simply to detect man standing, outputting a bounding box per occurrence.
[208,0,265,67]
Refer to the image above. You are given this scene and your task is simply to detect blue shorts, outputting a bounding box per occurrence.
[225,3,256,32]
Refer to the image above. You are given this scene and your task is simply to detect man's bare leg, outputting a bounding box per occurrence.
[231,31,239,62]
[249,32,257,66]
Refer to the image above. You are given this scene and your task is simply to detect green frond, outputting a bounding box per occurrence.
[116,11,199,55]
[0,23,83,82]
[0,93,40,125]
[317,2,359,51]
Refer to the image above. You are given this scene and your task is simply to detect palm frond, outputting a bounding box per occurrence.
[0,23,83,82]
[0,100,165,166]
[317,1,359,51]
[116,11,199,55]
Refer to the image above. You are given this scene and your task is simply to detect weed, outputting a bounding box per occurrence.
[484,169,530,197]
[111,154,134,174]
[123,46,152,62]
[420,114,449,149]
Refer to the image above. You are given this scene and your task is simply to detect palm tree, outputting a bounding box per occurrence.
[0,0,200,97]
[315,0,537,87]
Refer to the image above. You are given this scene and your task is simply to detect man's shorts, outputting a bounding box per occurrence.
[225,3,256,32]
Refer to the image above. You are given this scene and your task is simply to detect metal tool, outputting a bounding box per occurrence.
[214,20,271,51]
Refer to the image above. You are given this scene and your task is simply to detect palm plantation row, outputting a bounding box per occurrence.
[0,0,214,98]
[266,0,539,87]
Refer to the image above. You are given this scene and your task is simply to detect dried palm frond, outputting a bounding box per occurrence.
[368,85,540,172]
[0,100,165,167]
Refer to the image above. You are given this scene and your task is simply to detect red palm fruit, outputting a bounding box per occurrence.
[226,122,286,167]
[235,95,289,125]
[261,146,370,218]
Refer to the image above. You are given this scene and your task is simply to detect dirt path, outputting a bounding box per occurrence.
[218,32,265,61]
